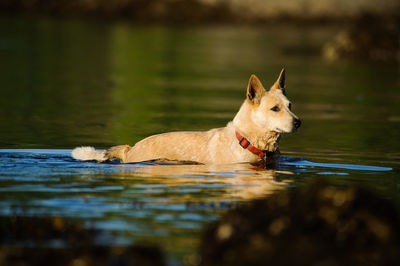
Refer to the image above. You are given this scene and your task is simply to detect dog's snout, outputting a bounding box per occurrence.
[293,118,301,130]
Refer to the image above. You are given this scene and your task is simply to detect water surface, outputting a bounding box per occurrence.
[0,16,399,265]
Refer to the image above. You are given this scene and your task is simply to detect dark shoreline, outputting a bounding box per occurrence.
[1,0,399,25]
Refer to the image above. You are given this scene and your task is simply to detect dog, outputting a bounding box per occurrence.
[72,69,300,164]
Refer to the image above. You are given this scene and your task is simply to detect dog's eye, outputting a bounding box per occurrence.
[271,106,280,112]
[288,103,292,110]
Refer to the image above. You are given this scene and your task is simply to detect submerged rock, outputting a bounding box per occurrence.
[0,216,165,266]
[199,179,400,266]
[0,246,165,266]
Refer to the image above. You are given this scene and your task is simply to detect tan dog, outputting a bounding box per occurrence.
[72,69,300,164]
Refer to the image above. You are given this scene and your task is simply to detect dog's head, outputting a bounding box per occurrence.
[246,69,301,133]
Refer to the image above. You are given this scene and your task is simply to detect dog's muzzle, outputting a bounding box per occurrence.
[293,118,301,130]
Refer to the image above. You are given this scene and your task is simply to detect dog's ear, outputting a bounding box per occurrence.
[273,68,286,90]
[247,74,265,104]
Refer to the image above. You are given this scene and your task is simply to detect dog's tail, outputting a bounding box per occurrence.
[71,145,130,162]
[71,146,106,162]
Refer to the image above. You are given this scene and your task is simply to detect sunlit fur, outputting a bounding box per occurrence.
[252,82,299,134]
[71,146,106,162]
[71,69,300,164]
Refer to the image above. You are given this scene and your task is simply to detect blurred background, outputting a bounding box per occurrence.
[1,0,399,23]
[0,0,399,151]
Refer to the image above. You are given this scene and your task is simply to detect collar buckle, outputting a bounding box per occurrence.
[239,137,250,149]
[235,130,266,159]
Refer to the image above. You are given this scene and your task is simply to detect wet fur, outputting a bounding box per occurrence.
[72,69,300,164]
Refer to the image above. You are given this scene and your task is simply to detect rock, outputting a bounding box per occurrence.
[0,216,165,266]
[199,179,400,266]
[323,13,400,61]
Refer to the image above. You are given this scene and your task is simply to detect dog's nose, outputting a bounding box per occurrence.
[293,118,301,130]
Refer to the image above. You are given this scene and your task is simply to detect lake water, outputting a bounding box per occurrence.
[0,16,399,265]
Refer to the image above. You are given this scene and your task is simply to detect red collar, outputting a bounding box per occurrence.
[235,131,266,158]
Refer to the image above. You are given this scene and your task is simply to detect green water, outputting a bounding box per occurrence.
[0,16,399,265]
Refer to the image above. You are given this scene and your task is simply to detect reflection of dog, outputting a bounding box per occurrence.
[72,69,301,164]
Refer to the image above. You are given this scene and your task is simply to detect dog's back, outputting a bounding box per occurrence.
[126,129,220,163]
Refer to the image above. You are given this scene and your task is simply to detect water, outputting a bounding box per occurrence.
[0,16,399,264]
